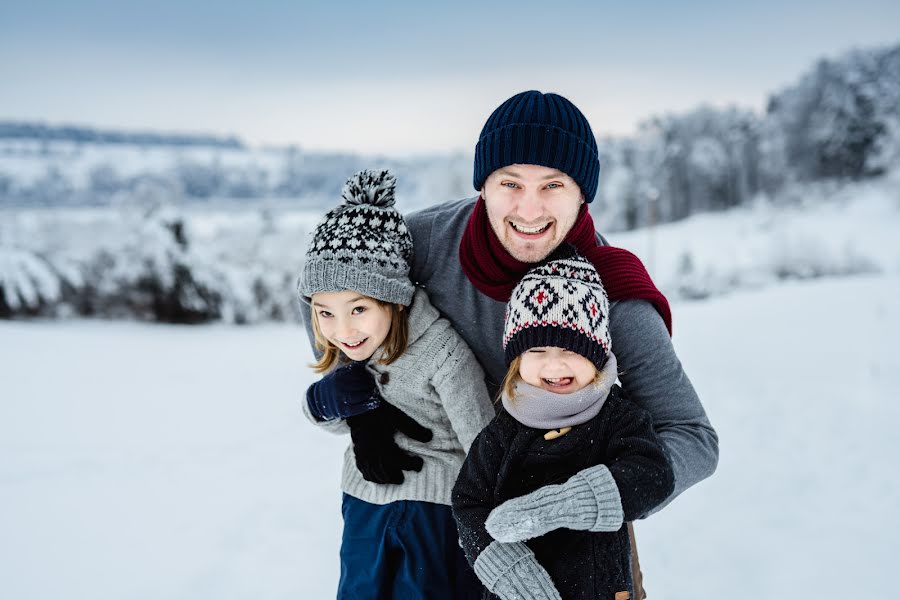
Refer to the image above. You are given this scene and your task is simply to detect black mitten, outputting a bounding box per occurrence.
[346,401,433,485]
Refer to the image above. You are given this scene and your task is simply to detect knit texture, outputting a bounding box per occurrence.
[298,169,415,306]
[458,196,673,335]
[486,464,624,543]
[407,198,716,512]
[503,245,611,369]
[452,387,675,599]
[301,288,495,506]
[304,196,719,510]
[501,353,619,430]
[474,541,561,600]
[473,90,600,203]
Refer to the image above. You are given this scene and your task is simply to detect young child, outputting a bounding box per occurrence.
[298,169,495,599]
[452,246,676,600]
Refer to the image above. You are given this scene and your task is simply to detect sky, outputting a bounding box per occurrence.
[1,0,899,155]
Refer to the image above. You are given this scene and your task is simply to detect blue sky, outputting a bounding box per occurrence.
[1,0,898,154]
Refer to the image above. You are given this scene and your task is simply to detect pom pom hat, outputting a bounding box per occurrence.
[299,169,415,306]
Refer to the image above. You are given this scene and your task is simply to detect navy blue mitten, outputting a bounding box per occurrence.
[306,361,382,421]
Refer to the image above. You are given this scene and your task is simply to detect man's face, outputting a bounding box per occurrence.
[482,164,583,263]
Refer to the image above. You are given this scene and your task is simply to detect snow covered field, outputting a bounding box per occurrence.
[2,273,897,599]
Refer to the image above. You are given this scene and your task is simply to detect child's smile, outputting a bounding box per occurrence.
[519,347,597,394]
[311,290,393,362]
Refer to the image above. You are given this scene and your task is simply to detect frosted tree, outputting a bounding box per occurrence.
[767,43,900,180]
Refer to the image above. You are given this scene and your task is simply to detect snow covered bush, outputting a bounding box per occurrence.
[0,247,62,317]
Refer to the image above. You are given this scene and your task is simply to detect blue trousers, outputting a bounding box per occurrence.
[338,493,484,600]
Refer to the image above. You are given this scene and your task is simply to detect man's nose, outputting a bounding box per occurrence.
[516,189,544,222]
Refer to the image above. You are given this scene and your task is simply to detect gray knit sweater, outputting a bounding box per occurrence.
[301,288,496,506]
[404,197,719,511]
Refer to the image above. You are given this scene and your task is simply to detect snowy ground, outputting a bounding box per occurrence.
[2,274,898,599]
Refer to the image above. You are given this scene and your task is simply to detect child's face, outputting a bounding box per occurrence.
[311,291,394,362]
[518,346,596,394]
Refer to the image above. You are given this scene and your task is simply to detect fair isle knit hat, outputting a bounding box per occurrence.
[473,90,601,203]
[298,169,415,306]
[503,244,611,369]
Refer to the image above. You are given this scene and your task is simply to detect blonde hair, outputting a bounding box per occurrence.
[310,300,409,374]
[499,353,606,402]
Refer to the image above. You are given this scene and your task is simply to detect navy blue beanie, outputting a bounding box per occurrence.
[473,90,600,203]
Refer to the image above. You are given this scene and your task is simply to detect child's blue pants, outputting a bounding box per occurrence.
[338,493,483,599]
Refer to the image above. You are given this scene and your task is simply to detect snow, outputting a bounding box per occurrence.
[3,173,899,323]
[2,273,897,598]
[608,176,900,300]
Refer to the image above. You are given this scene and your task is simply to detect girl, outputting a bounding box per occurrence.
[298,169,494,599]
[451,246,675,600]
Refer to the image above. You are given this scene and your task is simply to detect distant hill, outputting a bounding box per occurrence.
[0,122,245,150]
[1,40,898,230]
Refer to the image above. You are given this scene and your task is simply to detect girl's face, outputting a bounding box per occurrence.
[311,291,394,362]
[518,346,597,394]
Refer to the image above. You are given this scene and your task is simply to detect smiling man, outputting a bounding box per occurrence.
[481,165,584,263]
[403,90,719,599]
[301,90,718,599]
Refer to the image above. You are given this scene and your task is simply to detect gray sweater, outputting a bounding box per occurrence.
[405,197,719,510]
[301,287,496,506]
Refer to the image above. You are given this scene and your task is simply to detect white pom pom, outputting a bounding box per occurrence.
[341,169,397,208]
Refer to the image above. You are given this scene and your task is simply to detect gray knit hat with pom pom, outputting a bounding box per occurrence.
[298,169,415,306]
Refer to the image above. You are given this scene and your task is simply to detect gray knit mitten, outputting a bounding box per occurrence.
[486,464,623,542]
[474,541,561,600]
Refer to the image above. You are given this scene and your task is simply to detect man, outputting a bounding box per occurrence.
[304,90,719,598]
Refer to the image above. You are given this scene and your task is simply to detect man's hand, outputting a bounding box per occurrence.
[347,401,433,485]
[305,361,382,421]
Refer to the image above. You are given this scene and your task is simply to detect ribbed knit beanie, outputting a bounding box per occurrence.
[473,90,600,203]
[298,169,415,306]
[503,244,611,369]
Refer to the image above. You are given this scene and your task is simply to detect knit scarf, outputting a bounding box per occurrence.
[458,197,673,336]
[502,353,619,430]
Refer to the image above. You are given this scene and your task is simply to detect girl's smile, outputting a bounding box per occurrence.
[519,347,597,394]
[311,290,393,362]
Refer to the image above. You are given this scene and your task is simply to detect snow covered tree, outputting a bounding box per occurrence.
[767,43,900,180]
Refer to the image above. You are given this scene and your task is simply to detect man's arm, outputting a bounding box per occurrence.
[610,299,719,511]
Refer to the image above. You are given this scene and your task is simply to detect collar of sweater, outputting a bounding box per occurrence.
[372,288,438,362]
[501,352,618,430]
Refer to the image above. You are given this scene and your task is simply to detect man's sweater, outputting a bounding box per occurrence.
[301,288,495,506]
[405,196,718,509]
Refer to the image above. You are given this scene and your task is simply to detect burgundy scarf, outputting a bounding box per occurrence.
[459,197,672,336]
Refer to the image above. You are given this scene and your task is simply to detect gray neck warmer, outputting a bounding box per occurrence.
[501,353,618,430]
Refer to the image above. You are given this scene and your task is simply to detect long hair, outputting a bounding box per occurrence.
[310,300,409,373]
